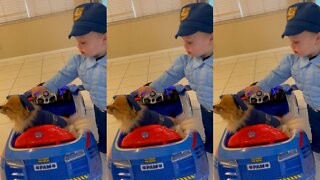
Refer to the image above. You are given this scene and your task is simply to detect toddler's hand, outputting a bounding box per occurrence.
[137,86,156,97]
[31,86,48,97]
[244,85,261,97]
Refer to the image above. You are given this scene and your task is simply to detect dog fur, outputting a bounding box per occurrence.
[107,95,194,137]
[0,95,87,138]
[213,94,301,137]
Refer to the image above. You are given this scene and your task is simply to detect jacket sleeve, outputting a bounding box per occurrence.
[258,55,293,91]
[44,55,80,91]
[150,55,187,91]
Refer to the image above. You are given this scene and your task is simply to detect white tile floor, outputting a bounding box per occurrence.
[214,47,320,179]
[107,47,213,179]
[0,48,106,179]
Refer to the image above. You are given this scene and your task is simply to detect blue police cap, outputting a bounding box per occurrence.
[175,2,213,38]
[69,3,106,38]
[282,2,320,38]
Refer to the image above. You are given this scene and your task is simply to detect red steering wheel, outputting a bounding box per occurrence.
[121,125,182,148]
[14,125,76,148]
[228,124,289,148]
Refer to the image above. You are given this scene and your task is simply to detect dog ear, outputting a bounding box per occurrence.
[125,95,141,111]
[19,95,35,112]
[232,94,248,111]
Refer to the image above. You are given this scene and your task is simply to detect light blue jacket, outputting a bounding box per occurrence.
[44,54,106,110]
[150,54,213,110]
[258,54,320,110]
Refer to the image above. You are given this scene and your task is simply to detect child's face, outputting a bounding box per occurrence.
[75,32,106,58]
[181,32,213,58]
[288,31,320,57]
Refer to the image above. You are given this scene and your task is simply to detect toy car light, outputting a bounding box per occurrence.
[278,149,298,162]
[65,150,85,162]
[6,159,25,168]
[192,131,197,148]
[85,131,91,148]
[113,160,131,168]
[219,159,238,168]
[171,150,192,162]
[299,130,304,148]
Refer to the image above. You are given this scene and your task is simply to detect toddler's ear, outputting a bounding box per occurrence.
[316,32,320,41]
[209,33,213,41]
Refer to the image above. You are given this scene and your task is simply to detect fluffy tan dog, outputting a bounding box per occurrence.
[107,95,194,137]
[213,94,300,137]
[0,95,86,138]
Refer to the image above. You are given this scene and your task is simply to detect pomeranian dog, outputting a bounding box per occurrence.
[213,94,300,136]
[107,95,194,137]
[0,95,86,138]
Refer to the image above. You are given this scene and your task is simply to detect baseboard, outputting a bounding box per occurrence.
[215,46,290,62]
[108,47,184,63]
[0,47,78,63]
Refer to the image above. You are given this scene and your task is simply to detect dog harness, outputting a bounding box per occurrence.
[29,110,68,130]
[231,94,281,131]
[124,95,174,131]
[19,95,67,131]
[240,108,281,130]
[137,109,174,129]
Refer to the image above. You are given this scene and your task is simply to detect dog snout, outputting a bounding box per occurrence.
[0,106,5,113]
[106,105,113,113]
[213,104,221,113]
[213,105,218,111]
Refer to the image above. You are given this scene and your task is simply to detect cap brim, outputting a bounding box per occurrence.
[175,25,198,39]
[175,22,213,38]
[68,25,106,38]
[282,23,306,38]
[68,28,91,39]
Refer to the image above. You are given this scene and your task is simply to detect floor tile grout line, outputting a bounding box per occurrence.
[221,60,236,94]
[253,54,257,83]
[115,60,131,95]
[146,55,151,83]
[39,55,44,84]
[8,58,25,95]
